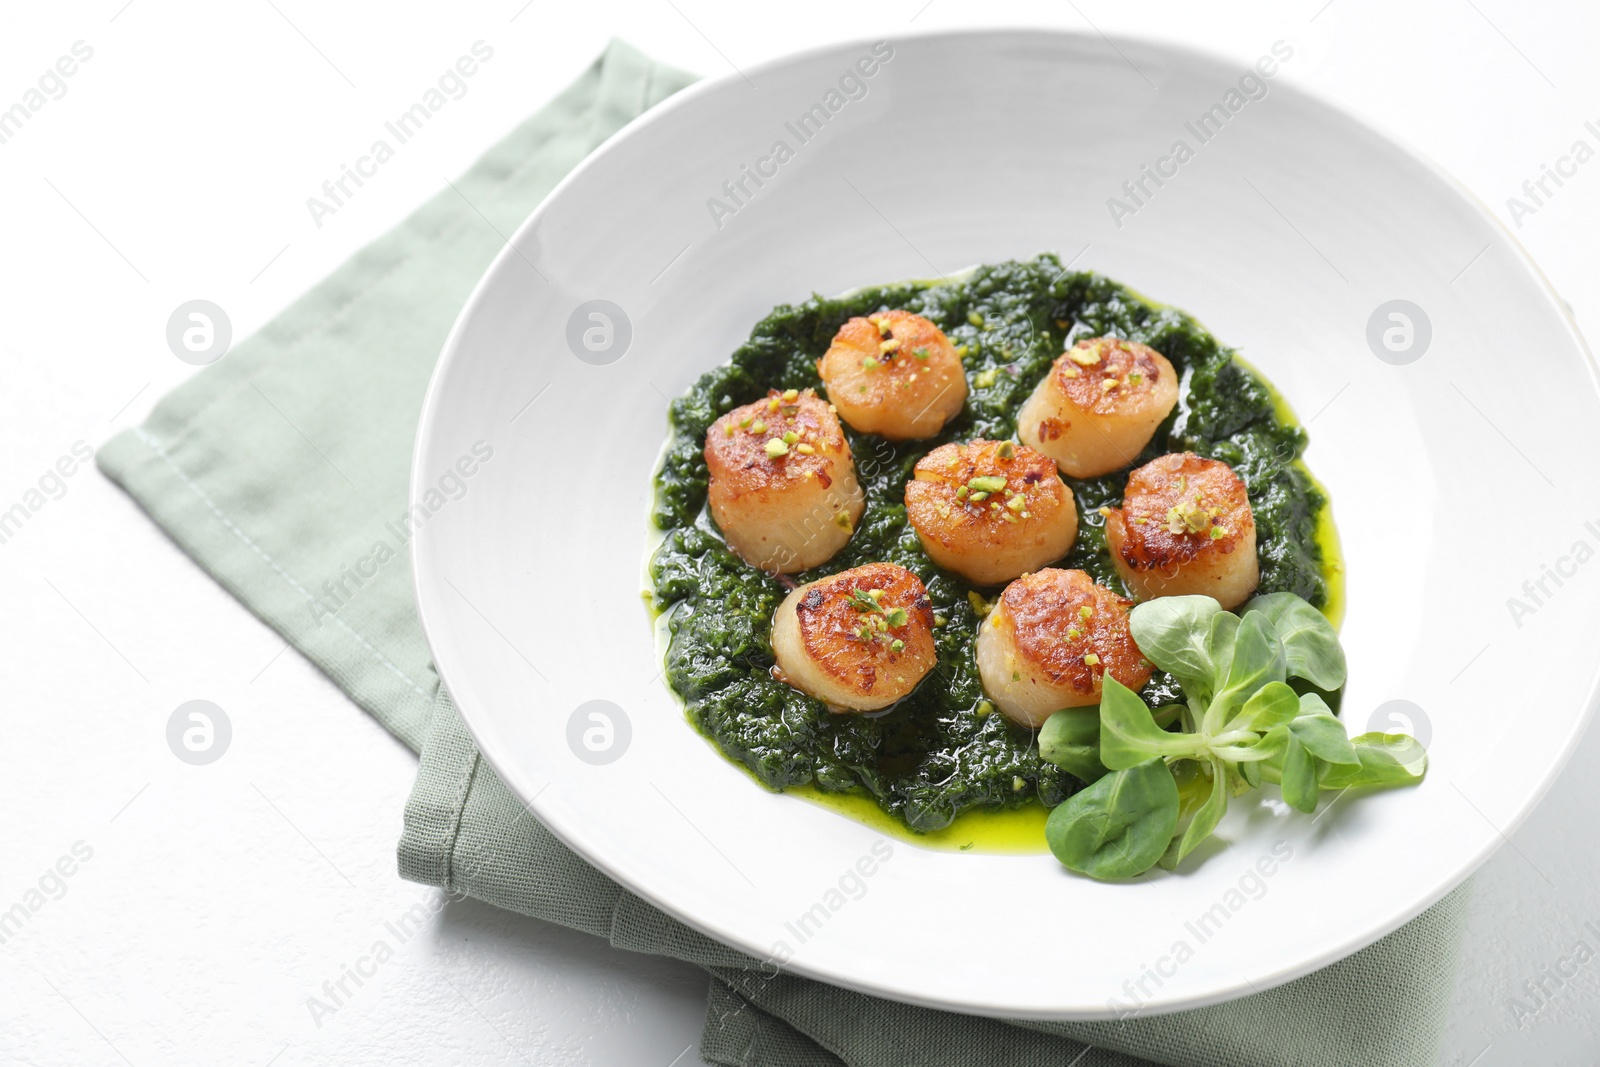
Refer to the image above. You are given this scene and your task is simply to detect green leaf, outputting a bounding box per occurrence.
[1204,610,1240,695]
[1045,758,1180,880]
[1204,612,1285,733]
[1239,756,1263,789]
[1098,676,1201,771]
[1231,681,1300,734]
[1251,725,1289,782]
[1243,592,1347,690]
[1039,707,1109,783]
[1318,733,1429,789]
[1128,596,1226,701]
[1280,733,1320,813]
[1287,693,1359,766]
[1161,758,1229,869]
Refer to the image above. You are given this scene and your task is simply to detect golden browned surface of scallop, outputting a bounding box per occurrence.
[975,569,1152,729]
[1017,337,1179,478]
[816,310,967,440]
[705,389,865,574]
[904,439,1078,586]
[1103,452,1259,608]
[770,562,938,712]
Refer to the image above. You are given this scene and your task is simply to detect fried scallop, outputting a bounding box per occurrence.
[1103,452,1259,608]
[817,310,967,440]
[1017,337,1179,478]
[904,439,1078,586]
[975,569,1152,729]
[705,388,865,574]
[770,562,938,712]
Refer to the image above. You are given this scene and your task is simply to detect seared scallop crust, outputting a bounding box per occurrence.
[770,562,938,712]
[817,310,967,440]
[1104,452,1259,608]
[976,568,1152,728]
[705,389,865,574]
[904,439,1078,586]
[1017,336,1179,478]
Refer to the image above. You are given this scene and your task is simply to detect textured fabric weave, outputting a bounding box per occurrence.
[96,40,1469,1067]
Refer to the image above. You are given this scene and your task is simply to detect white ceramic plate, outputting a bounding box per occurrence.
[411,30,1600,1019]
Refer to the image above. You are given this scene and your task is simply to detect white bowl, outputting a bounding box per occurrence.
[411,29,1600,1019]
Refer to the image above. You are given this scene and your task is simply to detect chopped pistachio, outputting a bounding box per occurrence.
[862,356,880,370]
[1166,500,1213,535]
[868,588,884,602]
[796,443,816,455]
[1067,346,1102,367]
[724,423,735,436]
[1000,511,1020,524]
[751,420,767,434]
[782,388,799,402]
[968,491,989,503]
[834,511,853,531]
[1066,627,1081,640]
[968,475,1007,493]
[1006,494,1025,512]
[1083,652,1100,666]
[879,338,901,354]
[764,438,789,458]
[1128,371,1143,387]
[912,346,929,361]
[1101,378,1119,393]
[739,416,752,428]
[956,485,969,500]
[884,607,909,628]
[1062,366,1081,379]
[768,397,781,412]
[933,613,946,627]
[890,638,905,653]
[976,699,994,717]
[1079,605,1093,621]
[782,430,800,445]
[1211,525,1230,540]
[998,441,1015,459]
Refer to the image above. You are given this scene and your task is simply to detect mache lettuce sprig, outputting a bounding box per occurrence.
[1040,593,1428,880]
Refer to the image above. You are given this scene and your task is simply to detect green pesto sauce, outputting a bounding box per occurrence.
[650,255,1333,835]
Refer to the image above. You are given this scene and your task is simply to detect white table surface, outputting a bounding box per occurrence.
[3,2,1598,1064]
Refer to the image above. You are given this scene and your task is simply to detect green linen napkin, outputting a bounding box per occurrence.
[97,39,1470,1067]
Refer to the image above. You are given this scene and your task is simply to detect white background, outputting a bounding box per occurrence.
[2,2,1598,1065]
